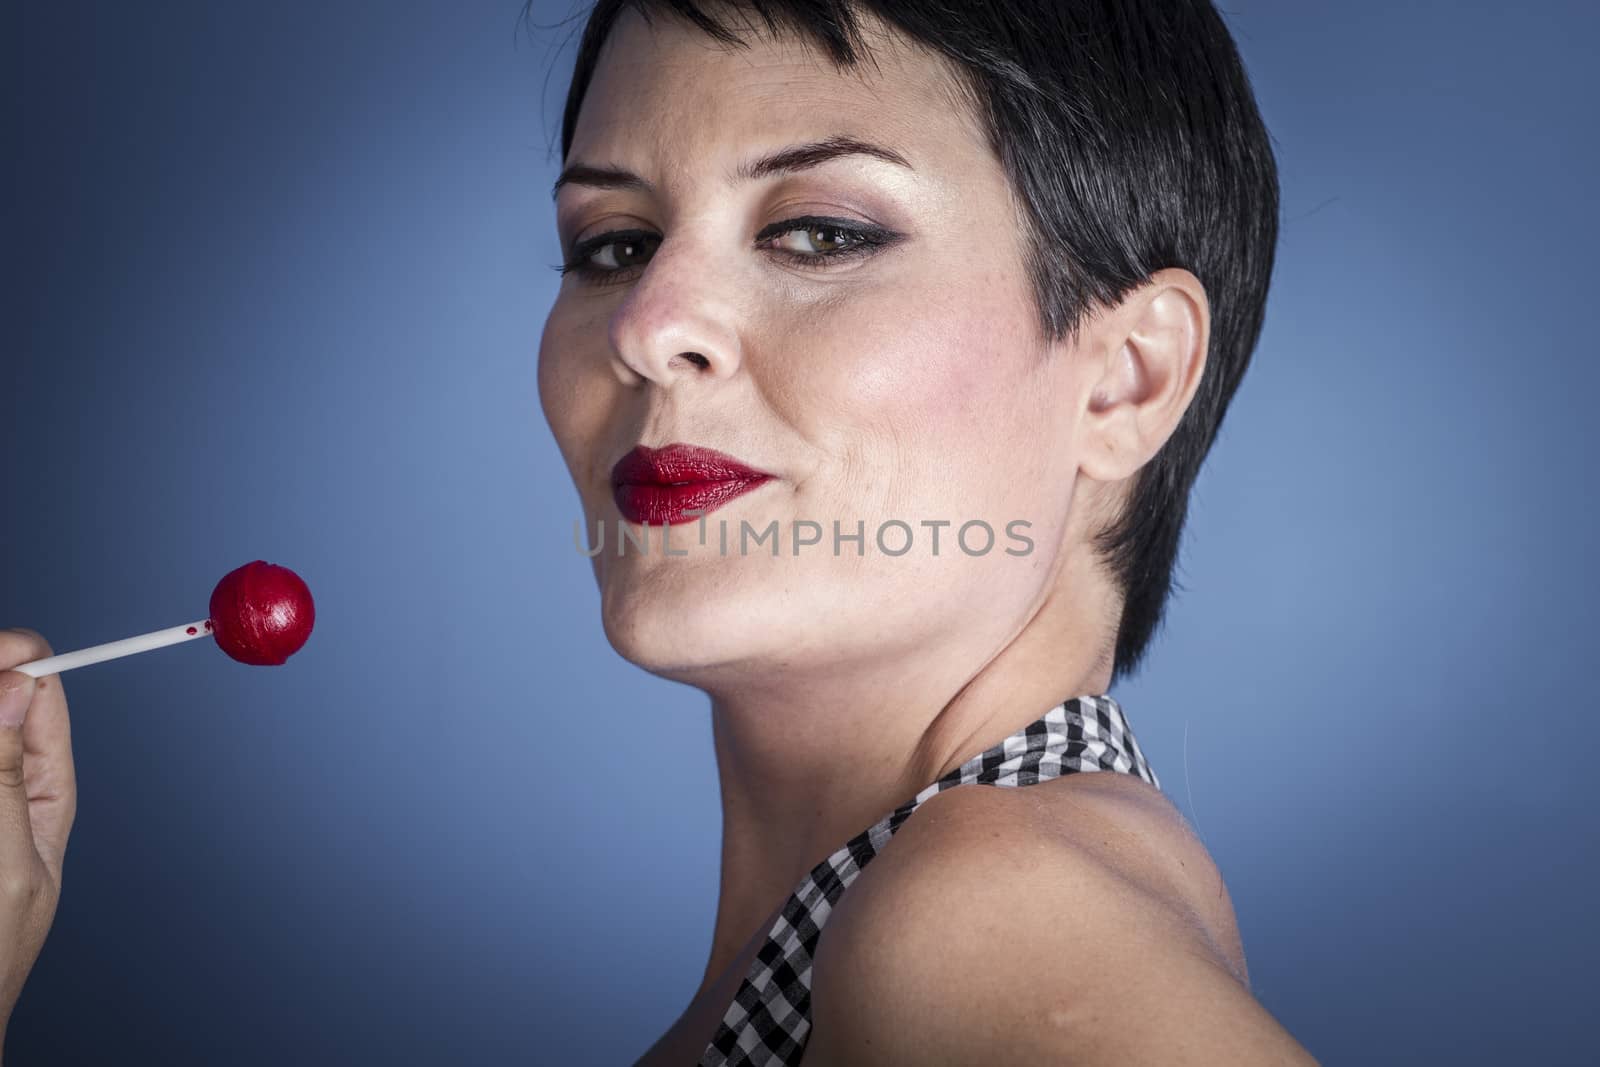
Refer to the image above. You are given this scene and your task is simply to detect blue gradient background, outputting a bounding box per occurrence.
[7,1,1596,1063]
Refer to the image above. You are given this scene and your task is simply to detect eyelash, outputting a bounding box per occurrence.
[551,216,896,285]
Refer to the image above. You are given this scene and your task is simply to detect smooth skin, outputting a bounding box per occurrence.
[0,630,77,1063]
[543,7,1317,1063]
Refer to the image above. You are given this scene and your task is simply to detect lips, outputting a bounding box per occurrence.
[610,443,774,526]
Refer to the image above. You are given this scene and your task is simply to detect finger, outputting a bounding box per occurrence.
[0,630,77,885]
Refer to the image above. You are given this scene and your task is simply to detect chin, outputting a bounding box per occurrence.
[595,558,786,676]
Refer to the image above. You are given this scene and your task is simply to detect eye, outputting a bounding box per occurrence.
[551,215,900,285]
[767,221,866,256]
[571,232,658,274]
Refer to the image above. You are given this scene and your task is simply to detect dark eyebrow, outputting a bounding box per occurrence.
[550,135,913,202]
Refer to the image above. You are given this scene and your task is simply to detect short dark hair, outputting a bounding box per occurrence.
[537,0,1280,685]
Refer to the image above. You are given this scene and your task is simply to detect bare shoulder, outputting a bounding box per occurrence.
[1029,769,1251,981]
[804,773,1317,1066]
[832,771,1249,980]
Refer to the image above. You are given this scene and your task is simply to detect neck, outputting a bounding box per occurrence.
[689,559,1116,996]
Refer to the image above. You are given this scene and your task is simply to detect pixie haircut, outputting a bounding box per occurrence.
[540,0,1280,685]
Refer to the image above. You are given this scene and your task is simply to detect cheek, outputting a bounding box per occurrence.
[848,265,1025,414]
[537,308,611,472]
[802,285,1038,478]
[536,311,578,425]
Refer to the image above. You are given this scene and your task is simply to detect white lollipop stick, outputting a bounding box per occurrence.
[10,618,215,677]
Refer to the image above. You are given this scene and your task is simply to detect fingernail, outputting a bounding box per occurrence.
[0,674,34,728]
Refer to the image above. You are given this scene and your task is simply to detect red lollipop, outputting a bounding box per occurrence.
[208,561,316,665]
[10,560,316,677]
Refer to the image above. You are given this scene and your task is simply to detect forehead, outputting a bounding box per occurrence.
[569,7,978,176]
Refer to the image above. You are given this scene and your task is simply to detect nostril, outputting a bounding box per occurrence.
[682,353,710,369]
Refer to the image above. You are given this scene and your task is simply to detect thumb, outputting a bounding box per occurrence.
[0,671,36,729]
[0,671,37,815]
[0,670,34,733]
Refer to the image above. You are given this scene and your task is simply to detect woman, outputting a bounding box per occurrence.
[539,0,1315,1062]
[0,0,1317,1063]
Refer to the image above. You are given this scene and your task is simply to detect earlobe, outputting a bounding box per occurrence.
[1075,270,1209,483]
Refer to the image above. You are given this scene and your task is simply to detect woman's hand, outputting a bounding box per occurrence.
[0,629,78,1044]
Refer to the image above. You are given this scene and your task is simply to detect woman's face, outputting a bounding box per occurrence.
[539,9,1097,683]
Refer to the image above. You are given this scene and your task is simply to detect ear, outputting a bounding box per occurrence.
[1074,268,1210,484]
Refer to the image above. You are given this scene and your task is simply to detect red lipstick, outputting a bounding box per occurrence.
[610,443,774,526]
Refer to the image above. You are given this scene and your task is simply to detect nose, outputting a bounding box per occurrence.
[606,237,744,386]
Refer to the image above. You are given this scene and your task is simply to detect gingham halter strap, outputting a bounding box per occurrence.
[698,693,1161,1067]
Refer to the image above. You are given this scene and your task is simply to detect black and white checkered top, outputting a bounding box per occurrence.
[698,692,1161,1066]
